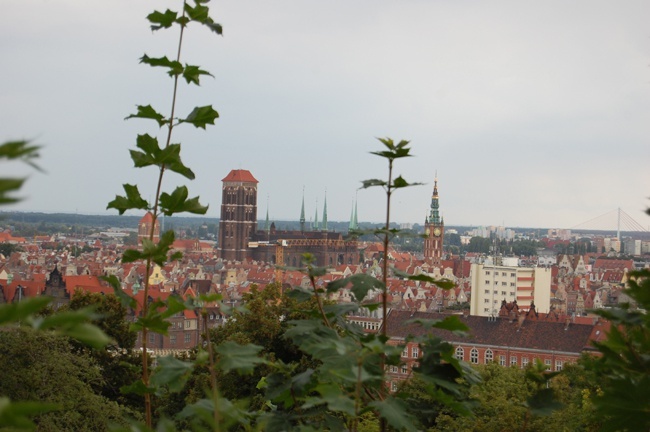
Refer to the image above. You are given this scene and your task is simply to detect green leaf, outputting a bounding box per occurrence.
[371,138,413,160]
[132,309,171,335]
[408,315,468,333]
[0,140,41,173]
[306,383,355,415]
[122,248,144,263]
[159,295,187,320]
[369,397,417,432]
[184,2,209,21]
[36,307,112,349]
[150,356,194,392]
[285,287,313,303]
[0,140,40,161]
[101,275,138,309]
[178,397,250,430]
[203,21,223,35]
[121,380,156,396]
[0,397,60,430]
[215,341,266,374]
[159,186,208,216]
[360,179,386,189]
[307,265,328,279]
[37,308,100,329]
[125,105,167,127]
[140,55,183,77]
[0,297,51,325]
[183,3,223,34]
[147,9,178,31]
[107,184,149,215]
[326,274,384,303]
[392,176,422,189]
[182,64,213,85]
[140,229,175,266]
[180,105,219,129]
[130,135,195,179]
[61,322,112,350]
[0,178,26,205]
[405,273,456,289]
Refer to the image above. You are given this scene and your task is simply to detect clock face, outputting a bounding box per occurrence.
[433,228,441,237]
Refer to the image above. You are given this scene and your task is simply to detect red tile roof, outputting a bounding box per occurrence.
[387,310,597,354]
[140,211,155,223]
[222,169,258,183]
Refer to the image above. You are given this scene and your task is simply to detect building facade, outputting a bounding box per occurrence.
[423,177,444,267]
[385,309,601,389]
[217,169,359,267]
[469,262,552,317]
[218,169,259,262]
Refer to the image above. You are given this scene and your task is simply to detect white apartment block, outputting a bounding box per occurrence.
[604,238,621,253]
[547,229,572,241]
[469,262,552,317]
[623,238,641,256]
[642,241,650,254]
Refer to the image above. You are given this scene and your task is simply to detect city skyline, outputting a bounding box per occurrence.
[2,0,649,228]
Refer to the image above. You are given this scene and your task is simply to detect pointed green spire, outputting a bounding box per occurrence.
[349,198,359,231]
[314,198,319,230]
[349,201,355,231]
[322,193,328,231]
[428,174,441,225]
[264,195,270,232]
[300,187,306,232]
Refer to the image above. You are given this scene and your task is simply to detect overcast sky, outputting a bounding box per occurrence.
[2,0,649,230]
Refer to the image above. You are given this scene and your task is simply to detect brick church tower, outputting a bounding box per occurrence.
[423,177,444,267]
[218,169,258,261]
[138,211,160,245]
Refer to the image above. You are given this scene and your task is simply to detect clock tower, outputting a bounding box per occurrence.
[423,176,444,267]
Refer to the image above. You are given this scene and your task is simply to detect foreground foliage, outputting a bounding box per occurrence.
[589,266,650,432]
[0,328,127,431]
[432,362,600,432]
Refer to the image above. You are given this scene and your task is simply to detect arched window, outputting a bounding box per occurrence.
[485,349,494,364]
[470,348,479,364]
[454,346,464,361]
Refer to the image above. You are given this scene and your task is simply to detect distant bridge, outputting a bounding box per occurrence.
[570,208,648,235]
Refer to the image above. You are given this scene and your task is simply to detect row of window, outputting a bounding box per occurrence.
[350,320,380,331]
[147,332,192,344]
[484,289,516,295]
[454,346,565,371]
[389,365,410,375]
[485,271,517,277]
[170,321,192,329]
[401,346,419,358]
[223,190,256,205]
[484,281,517,286]
[169,333,192,345]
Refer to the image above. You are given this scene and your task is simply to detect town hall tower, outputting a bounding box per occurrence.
[423,177,444,267]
